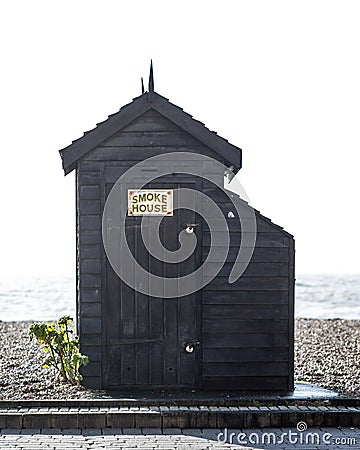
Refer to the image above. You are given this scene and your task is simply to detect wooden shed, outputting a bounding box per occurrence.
[59,69,295,392]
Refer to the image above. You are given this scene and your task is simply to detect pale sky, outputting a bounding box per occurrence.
[0,0,359,276]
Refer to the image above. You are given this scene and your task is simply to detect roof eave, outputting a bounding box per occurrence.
[151,93,242,171]
[60,94,152,175]
[59,91,242,175]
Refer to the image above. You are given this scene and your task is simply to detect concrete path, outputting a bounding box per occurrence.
[0,427,359,449]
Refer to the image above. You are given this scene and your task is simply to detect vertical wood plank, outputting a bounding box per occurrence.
[119,219,136,385]
[162,191,179,385]
[135,214,150,385]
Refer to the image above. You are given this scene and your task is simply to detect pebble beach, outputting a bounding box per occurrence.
[295,318,360,397]
[0,318,359,400]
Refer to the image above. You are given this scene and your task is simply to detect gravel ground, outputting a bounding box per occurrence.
[295,318,360,397]
[0,319,359,399]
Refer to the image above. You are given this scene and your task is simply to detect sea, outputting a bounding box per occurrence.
[0,274,359,322]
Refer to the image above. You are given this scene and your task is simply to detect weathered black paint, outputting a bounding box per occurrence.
[60,89,295,392]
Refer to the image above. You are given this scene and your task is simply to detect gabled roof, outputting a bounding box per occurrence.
[59,91,242,175]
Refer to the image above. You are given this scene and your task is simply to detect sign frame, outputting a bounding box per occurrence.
[128,189,174,216]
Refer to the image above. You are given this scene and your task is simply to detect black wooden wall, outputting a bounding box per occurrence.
[76,109,295,391]
[201,187,294,391]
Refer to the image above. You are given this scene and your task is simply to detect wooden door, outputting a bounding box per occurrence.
[105,180,201,388]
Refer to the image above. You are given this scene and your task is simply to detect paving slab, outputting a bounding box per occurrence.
[0,427,358,449]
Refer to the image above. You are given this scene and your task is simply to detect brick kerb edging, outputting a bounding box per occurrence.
[0,398,359,408]
[0,406,359,429]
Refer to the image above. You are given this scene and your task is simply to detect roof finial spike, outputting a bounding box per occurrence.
[148,60,154,93]
[141,77,145,94]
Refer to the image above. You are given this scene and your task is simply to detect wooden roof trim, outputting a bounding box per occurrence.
[150,94,242,170]
[60,91,242,175]
[225,190,294,238]
[60,95,152,174]
[255,210,294,238]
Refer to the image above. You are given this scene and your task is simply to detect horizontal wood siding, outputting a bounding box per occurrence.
[202,362,288,376]
[83,110,227,165]
[203,277,289,290]
[203,262,289,277]
[77,164,103,388]
[201,185,294,391]
[203,304,288,319]
[203,334,289,348]
[202,290,289,304]
[202,319,288,333]
[102,131,202,147]
[203,232,289,247]
[203,376,289,391]
[203,347,289,362]
[203,246,290,262]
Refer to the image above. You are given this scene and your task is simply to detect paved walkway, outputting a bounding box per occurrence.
[0,427,359,449]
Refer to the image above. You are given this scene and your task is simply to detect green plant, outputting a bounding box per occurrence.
[28,315,89,385]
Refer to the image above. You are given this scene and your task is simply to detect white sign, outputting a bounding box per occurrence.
[128,189,173,216]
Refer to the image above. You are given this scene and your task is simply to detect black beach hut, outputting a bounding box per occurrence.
[59,69,295,392]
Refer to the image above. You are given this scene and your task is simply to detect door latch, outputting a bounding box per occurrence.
[185,223,199,234]
[184,340,200,353]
